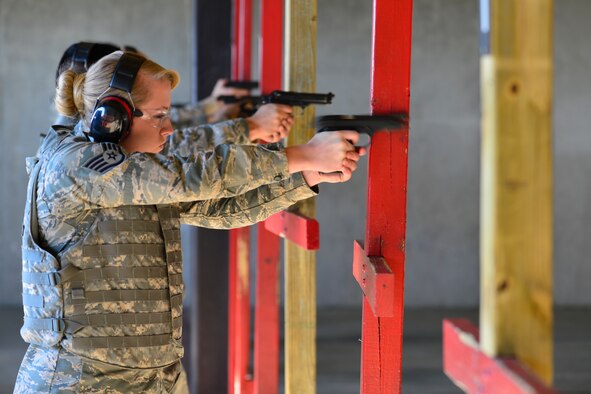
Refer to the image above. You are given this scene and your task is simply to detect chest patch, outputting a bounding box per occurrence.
[83,142,126,173]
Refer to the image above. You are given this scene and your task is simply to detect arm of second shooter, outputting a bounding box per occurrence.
[164,118,253,157]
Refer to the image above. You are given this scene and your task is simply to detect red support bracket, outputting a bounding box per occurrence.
[353,240,394,317]
[264,211,319,250]
[443,319,559,394]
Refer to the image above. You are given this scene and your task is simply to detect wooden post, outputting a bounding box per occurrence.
[252,1,284,393]
[443,319,558,394]
[231,0,252,81]
[443,1,555,392]
[354,1,413,393]
[228,227,252,394]
[228,1,253,393]
[284,1,317,393]
[480,0,554,384]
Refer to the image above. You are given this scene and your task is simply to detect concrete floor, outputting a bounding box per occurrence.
[2,306,590,393]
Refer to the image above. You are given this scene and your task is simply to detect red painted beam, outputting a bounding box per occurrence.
[443,319,559,394]
[253,225,280,393]
[352,241,394,318]
[264,211,319,251]
[232,0,252,80]
[252,1,284,393]
[228,227,253,394]
[259,0,282,95]
[229,1,254,393]
[358,0,413,393]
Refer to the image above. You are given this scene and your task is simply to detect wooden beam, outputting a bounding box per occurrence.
[228,227,252,394]
[253,225,280,393]
[265,211,319,251]
[358,0,412,393]
[443,319,558,394]
[352,241,395,318]
[232,0,252,80]
[228,1,254,393]
[284,0,317,393]
[480,0,554,384]
[252,1,285,392]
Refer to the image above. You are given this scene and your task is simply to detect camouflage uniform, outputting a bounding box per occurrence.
[15,119,316,393]
[169,98,219,129]
[164,112,253,157]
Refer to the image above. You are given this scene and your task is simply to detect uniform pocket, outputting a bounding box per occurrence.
[78,358,161,393]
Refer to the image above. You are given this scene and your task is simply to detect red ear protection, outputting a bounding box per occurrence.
[88,53,145,143]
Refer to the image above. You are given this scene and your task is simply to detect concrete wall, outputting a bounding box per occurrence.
[1,0,590,307]
[0,0,193,305]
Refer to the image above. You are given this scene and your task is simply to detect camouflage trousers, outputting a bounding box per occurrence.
[14,344,188,393]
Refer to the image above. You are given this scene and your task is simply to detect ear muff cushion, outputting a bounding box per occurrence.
[89,96,133,143]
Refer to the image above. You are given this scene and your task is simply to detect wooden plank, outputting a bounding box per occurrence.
[284,0,317,393]
[228,227,253,394]
[228,0,254,392]
[259,0,283,92]
[443,319,558,394]
[252,1,284,393]
[232,0,252,80]
[265,211,319,250]
[359,0,412,393]
[480,0,553,384]
[352,241,395,317]
[253,225,280,394]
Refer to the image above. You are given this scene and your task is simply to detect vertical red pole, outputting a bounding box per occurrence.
[253,227,280,393]
[228,227,252,394]
[360,0,413,393]
[229,1,253,393]
[259,0,282,91]
[232,0,252,80]
[253,2,283,393]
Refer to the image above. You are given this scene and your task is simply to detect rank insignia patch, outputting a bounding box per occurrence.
[83,142,126,173]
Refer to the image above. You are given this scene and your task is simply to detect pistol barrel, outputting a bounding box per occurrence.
[315,114,408,136]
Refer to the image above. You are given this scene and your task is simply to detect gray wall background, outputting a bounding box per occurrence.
[1,0,589,307]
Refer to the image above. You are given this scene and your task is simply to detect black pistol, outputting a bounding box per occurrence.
[218,90,334,109]
[224,80,259,90]
[315,114,408,137]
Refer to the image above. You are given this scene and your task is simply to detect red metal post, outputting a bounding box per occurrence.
[252,1,284,393]
[357,0,413,393]
[443,319,559,394]
[229,1,253,393]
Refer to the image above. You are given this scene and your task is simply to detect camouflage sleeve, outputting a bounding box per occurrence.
[178,172,318,229]
[43,137,291,220]
[169,99,218,128]
[164,118,253,157]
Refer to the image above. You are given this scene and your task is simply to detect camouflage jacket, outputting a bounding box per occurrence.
[163,116,253,157]
[169,98,220,129]
[20,121,315,368]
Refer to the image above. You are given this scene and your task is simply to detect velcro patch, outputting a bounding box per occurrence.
[83,142,126,173]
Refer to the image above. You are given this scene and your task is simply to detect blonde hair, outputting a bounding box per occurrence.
[55,51,180,127]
